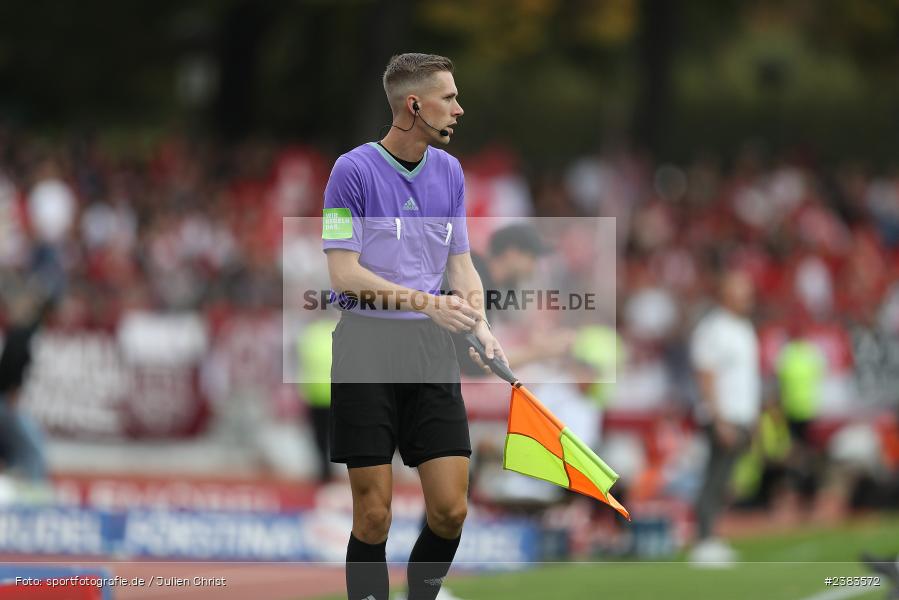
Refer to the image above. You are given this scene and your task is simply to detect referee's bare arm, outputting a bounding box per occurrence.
[445,252,486,322]
[326,249,480,333]
[446,252,508,367]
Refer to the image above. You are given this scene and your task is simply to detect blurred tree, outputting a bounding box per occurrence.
[416,0,639,161]
[214,1,273,139]
[0,0,897,162]
[667,0,896,161]
[0,0,182,128]
[632,0,676,156]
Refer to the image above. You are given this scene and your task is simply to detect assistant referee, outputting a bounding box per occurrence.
[322,53,506,600]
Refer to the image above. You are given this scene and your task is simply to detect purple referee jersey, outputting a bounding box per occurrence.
[322,142,470,319]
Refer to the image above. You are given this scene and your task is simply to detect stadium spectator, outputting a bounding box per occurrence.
[296,318,336,483]
[689,269,760,565]
[448,223,573,376]
[770,317,828,509]
[0,267,62,482]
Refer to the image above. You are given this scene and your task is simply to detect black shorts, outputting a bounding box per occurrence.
[329,312,472,468]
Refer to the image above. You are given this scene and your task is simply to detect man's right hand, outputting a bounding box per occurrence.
[713,418,741,450]
[424,294,480,333]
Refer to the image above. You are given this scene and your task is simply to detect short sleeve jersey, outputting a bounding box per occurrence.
[322,142,469,319]
[690,308,761,427]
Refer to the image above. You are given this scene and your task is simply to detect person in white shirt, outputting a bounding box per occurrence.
[689,269,759,564]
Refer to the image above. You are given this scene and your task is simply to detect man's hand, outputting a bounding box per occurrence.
[467,319,509,374]
[713,418,741,450]
[424,294,481,333]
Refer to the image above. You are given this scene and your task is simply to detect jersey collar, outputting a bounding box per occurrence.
[369,142,429,181]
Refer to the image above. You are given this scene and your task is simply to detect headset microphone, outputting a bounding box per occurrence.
[429,122,450,137]
[398,102,448,137]
[416,104,450,137]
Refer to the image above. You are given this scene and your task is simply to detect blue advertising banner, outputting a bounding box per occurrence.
[0,507,539,570]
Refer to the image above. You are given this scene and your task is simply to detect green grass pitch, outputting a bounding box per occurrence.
[311,515,899,599]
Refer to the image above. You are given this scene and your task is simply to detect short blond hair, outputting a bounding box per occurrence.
[382,53,454,113]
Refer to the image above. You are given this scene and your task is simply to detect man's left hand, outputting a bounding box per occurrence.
[467,319,508,374]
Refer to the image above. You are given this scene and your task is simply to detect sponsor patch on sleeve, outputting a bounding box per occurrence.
[322,208,353,240]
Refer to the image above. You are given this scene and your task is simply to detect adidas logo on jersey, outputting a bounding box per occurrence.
[402,197,419,211]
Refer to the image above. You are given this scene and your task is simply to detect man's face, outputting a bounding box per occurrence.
[721,271,755,316]
[496,248,538,288]
[416,71,464,145]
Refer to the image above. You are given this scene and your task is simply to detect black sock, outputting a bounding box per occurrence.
[407,524,461,600]
[346,533,389,600]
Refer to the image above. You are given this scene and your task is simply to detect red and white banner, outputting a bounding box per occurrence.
[20,312,209,439]
[51,474,318,513]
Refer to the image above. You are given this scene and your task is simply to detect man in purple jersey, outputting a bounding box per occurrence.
[322,53,506,600]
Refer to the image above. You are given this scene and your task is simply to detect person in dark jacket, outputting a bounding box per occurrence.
[0,248,64,481]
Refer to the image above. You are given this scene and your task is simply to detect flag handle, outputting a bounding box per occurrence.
[464,332,519,385]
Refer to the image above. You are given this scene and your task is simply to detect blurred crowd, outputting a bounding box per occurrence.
[602,146,899,412]
[0,131,331,333]
[1,132,897,400]
[0,129,898,450]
